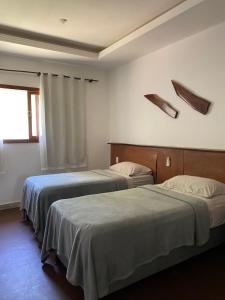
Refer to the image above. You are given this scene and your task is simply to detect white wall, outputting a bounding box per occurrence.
[108,22,225,150]
[0,54,109,205]
[2,21,225,206]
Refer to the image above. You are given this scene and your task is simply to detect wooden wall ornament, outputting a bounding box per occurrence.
[172,80,211,115]
[144,94,178,119]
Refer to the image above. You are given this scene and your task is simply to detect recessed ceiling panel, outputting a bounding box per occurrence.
[0,40,97,63]
[0,0,184,47]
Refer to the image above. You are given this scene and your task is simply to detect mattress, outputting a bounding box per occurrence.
[200,195,225,228]
[157,185,225,229]
[115,172,154,188]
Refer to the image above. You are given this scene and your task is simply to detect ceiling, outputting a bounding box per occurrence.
[0,0,184,48]
[0,0,225,67]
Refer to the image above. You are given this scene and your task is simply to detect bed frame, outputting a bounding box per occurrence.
[109,143,225,183]
[109,223,225,296]
[49,143,225,298]
[108,142,225,297]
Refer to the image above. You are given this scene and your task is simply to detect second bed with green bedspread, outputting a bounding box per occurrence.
[41,185,210,300]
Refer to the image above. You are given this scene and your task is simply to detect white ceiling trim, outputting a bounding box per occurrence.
[99,0,204,59]
[99,0,225,65]
[0,32,98,59]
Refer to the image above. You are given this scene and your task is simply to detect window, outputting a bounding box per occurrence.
[0,84,39,143]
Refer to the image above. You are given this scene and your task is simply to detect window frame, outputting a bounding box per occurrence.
[0,84,40,144]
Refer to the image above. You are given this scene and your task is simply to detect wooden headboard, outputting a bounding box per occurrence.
[110,143,225,184]
[183,150,225,183]
[110,144,157,181]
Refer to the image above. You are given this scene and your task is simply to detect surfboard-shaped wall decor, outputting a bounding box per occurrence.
[144,94,178,119]
[172,80,211,114]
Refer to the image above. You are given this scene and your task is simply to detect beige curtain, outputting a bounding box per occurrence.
[39,73,86,170]
[0,109,6,173]
[0,139,6,174]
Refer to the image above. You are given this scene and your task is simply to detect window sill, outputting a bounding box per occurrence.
[3,139,39,144]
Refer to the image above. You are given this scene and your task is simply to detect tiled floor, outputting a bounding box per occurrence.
[1,208,225,300]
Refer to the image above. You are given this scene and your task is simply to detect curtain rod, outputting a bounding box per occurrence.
[0,68,99,83]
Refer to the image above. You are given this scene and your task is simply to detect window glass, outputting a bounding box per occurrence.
[0,85,39,143]
[31,94,37,137]
[0,88,29,139]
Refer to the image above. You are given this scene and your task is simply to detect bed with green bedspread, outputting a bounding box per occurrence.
[21,169,128,241]
[41,185,210,300]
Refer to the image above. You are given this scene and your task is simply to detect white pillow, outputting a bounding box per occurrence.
[160,175,225,198]
[110,161,152,177]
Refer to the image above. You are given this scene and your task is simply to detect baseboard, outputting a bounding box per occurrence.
[0,202,20,211]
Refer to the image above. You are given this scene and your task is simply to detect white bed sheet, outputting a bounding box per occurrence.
[158,183,225,229]
[108,170,154,188]
[176,193,225,228]
[200,195,225,228]
[126,174,154,188]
